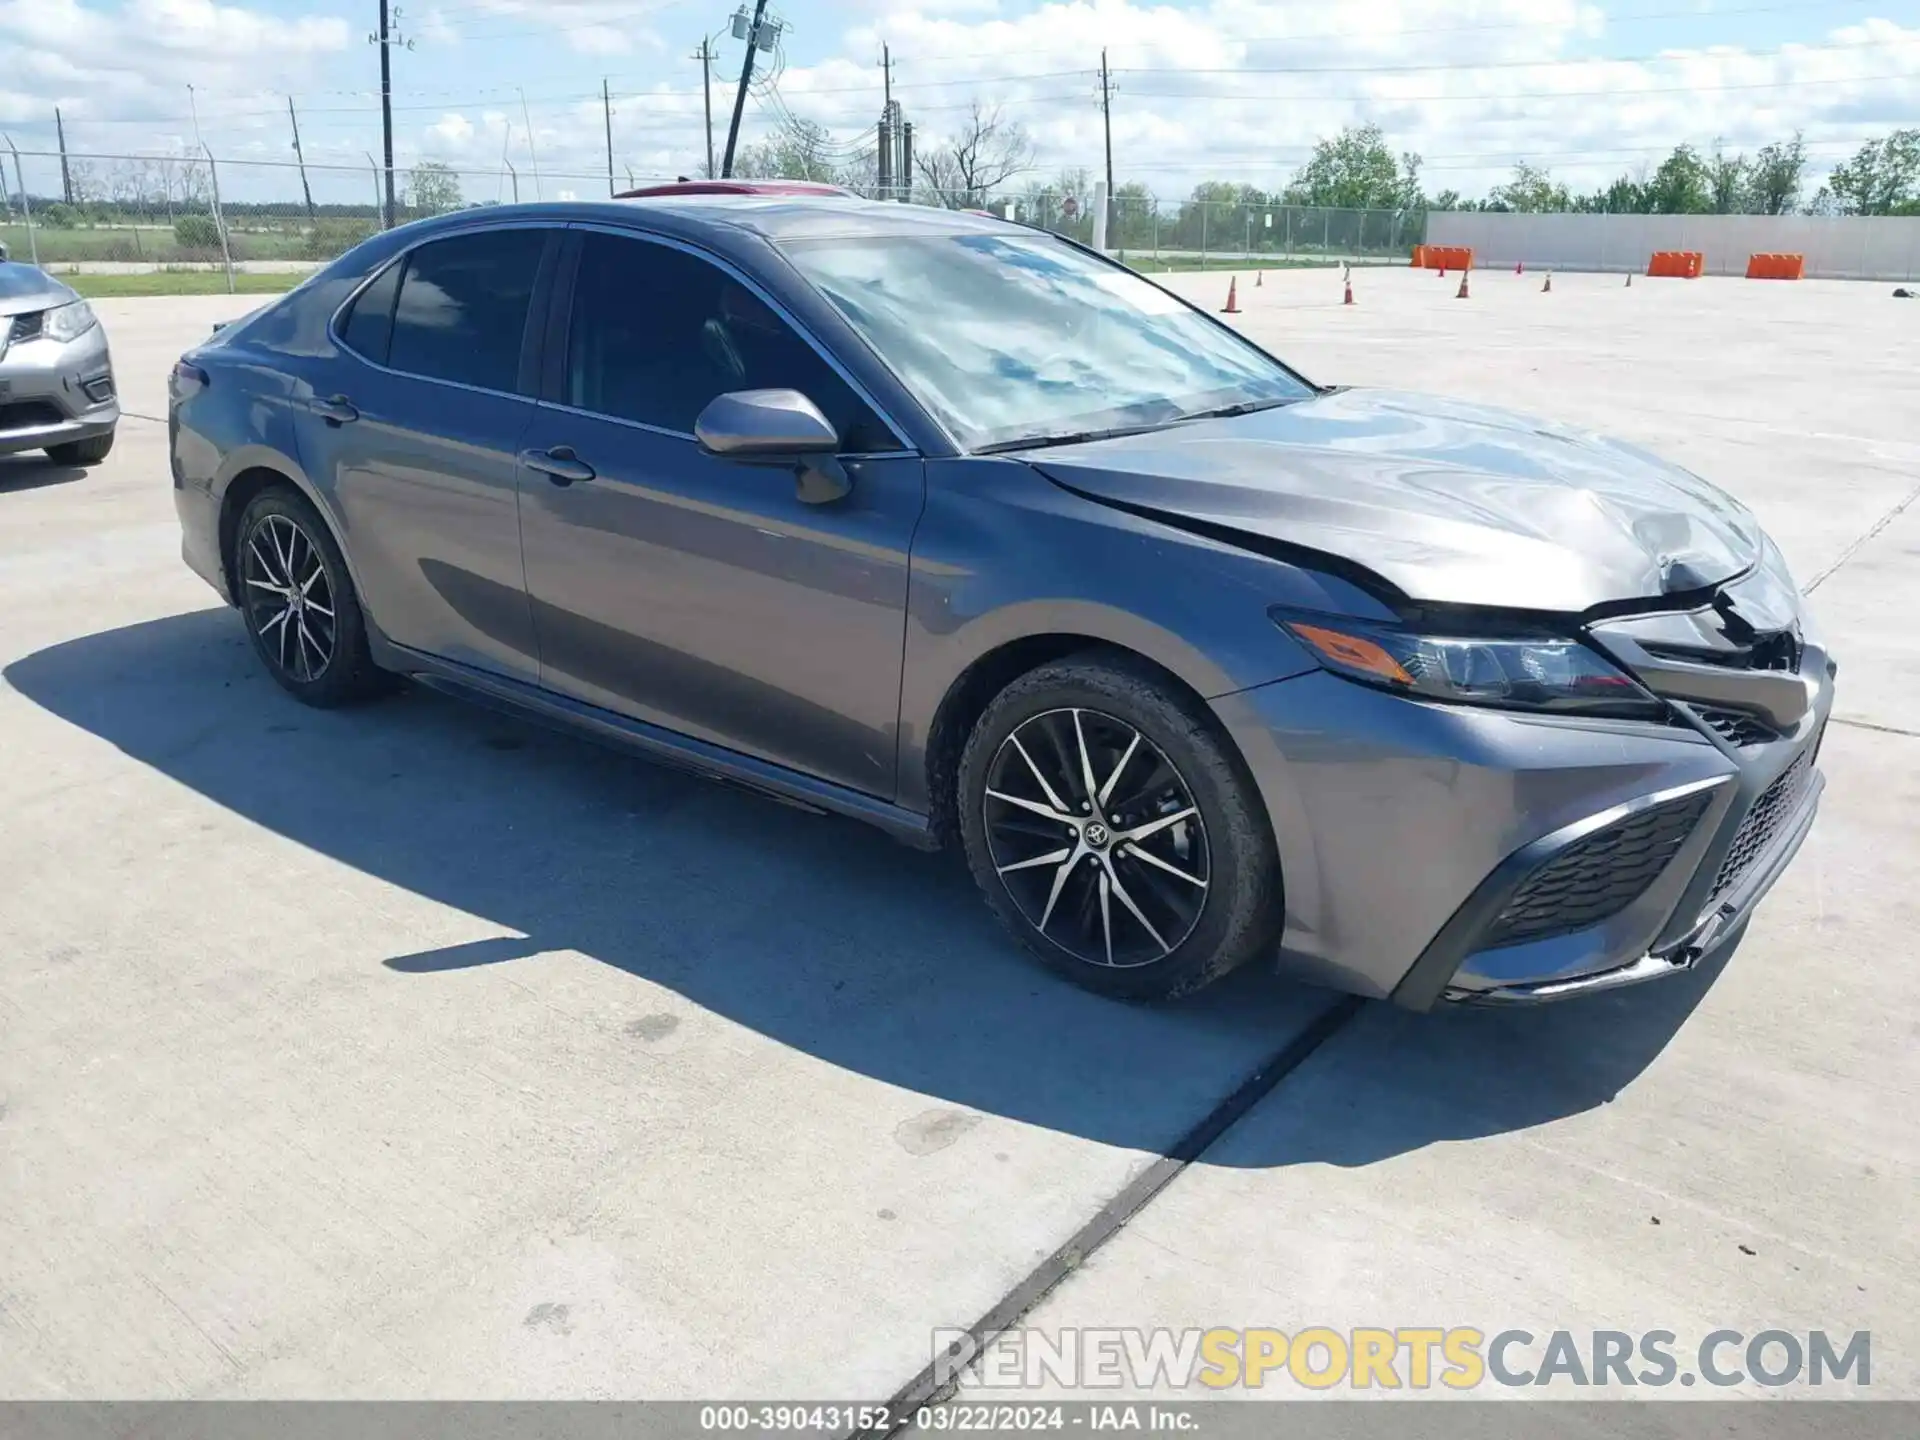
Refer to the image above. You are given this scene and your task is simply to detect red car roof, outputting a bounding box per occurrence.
[615,180,854,199]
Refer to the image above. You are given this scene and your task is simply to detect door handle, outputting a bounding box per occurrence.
[521,446,596,486]
[310,394,359,426]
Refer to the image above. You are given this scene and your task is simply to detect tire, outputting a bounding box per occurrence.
[957,652,1283,1001]
[45,430,114,466]
[234,487,389,707]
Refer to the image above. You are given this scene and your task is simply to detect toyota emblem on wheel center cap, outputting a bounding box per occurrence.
[1084,822,1111,849]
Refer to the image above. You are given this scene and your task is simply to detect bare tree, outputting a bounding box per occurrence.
[914,102,1035,208]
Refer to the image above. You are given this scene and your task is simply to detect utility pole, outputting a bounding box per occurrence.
[603,78,615,196]
[692,38,716,179]
[1098,48,1115,242]
[288,96,316,222]
[369,1,411,228]
[881,43,893,110]
[519,87,541,200]
[720,0,770,179]
[55,107,72,205]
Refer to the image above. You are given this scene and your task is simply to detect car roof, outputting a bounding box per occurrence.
[393,194,1021,248]
[615,180,854,199]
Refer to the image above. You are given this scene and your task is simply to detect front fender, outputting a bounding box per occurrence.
[895,458,1382,813]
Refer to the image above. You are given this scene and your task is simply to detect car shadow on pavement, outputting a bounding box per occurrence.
[6,606,1721,1168]
[0,455,86,492]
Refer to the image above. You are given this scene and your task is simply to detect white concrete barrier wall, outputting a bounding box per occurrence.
[1425,212,1920,281]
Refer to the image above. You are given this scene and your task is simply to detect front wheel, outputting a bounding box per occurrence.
[45,430,114,466]
[236,488,389,706]
[957,654,1283,1001]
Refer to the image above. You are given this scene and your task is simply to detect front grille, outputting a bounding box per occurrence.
[1709,752,1813,905]
[1693,704,1778,748]
[1486,791,1712,949]
[0,401,65,434]
[3,311,45,348]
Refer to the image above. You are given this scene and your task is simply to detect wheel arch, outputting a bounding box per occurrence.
[214,452,358,614]
[922,632,1263,852]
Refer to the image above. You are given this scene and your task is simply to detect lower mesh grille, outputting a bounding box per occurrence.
[1486,791,1712,949]
[1710,753,1813,904]
[0,401,65,434]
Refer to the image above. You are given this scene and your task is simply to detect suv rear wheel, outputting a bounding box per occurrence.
[957,654,1283,1001]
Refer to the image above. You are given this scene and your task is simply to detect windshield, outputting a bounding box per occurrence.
[781,233,1313,452]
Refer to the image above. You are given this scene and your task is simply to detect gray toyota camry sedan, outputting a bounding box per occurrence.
[1,262,118,466]
[168,193,1833,1007]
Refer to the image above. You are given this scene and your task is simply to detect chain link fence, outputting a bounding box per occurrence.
[4,148,1428,284]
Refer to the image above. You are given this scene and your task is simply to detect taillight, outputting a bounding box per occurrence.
[170,361,208,403]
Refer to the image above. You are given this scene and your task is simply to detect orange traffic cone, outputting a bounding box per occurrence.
[1542,271,1552,293]
[1222,277,1240,314]
[1516,260,1524,275]
[1344,275,1355,305]
[1456,267,1470,299]
[1438,263,1447,278]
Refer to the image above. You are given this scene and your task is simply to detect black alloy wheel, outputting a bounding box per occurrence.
[957,654,1283,1001]
[983,707,1211,969]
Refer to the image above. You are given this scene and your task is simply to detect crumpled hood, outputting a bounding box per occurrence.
[1027,387,1763,613]
[0,263,78,319]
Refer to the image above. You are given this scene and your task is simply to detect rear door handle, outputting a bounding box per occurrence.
[310,395,359,425]
[521,446,596,485]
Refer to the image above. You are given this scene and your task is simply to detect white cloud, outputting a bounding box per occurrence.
[4,0,1917,205]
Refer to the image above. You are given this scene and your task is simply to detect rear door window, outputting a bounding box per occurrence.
[337,260,401,364]
[386,229,547,393]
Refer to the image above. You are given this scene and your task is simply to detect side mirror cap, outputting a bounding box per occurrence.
[694,388,839,459]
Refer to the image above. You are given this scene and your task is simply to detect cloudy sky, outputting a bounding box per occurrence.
[4,0,1918,206]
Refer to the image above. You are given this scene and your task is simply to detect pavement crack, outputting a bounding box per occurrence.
[851,994,1365,1438]
[1829,715,1920,739]
[1805,481,1920,594]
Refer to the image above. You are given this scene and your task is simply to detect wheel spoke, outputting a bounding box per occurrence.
[1035,853,1078,935]
[248,535,280,586]
[1071,710,1103,814]
[1106,864,1171,956]
[303,596,335,619]
[244,577,287,596]
[1120,843,1208,889]
[1098,869,1114,966]
[986,788,1076,826]
[296,616,326,675]
[259,606,291,639]
[269,519,294,584]
[1098,731,1141,809]
[1119,806,1198,844]
[997,846,1073,876]
[1008,735,1071,816]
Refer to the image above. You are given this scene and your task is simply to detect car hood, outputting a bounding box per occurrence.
[0,263,78,318]
[1025,387,1763,613]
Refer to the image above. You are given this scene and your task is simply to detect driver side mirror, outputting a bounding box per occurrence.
[694,389,850,504]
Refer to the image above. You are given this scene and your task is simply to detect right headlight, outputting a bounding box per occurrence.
[43,299,99,344]
[1275,612,1666,720]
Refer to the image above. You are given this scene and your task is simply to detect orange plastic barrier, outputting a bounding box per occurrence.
[1745,252,1805,280]
[1411,245,1426,267]
[1647,251,1704,278]
[1416,245,1473,271]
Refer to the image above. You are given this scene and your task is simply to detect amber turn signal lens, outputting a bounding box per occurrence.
[1288,623,1415,685]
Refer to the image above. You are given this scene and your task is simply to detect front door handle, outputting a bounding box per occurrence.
[521,446,596,486]
[310,395,359,426]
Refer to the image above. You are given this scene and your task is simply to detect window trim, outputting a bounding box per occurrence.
[325,220,561,401]
[545,221,919,459]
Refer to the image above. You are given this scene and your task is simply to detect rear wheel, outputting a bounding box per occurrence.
[236,488,388,707]
[957,654,1282,1001]
[46,431,114,466]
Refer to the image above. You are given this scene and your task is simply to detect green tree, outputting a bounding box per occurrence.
[735,118,842,184]
[1489,163,1571,213]
[1283,124,1423,210]
[405,161,464,216]
[1743,132,1807,214]
[1821,129,1920,215]
[1707,144,1749,213]
[1644,145,1713,213]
